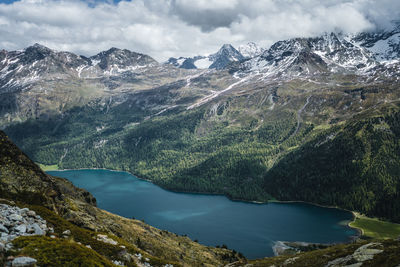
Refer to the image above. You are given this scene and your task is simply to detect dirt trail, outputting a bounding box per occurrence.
[292,95,311,137]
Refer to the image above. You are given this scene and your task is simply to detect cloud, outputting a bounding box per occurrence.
[0,0,399,61]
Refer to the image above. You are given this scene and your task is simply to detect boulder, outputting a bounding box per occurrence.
[15,224,27,234]
[6,234,16,242]
[96,234,118,245]
[352,243,383,262]
[26,210,36,217]
[5,242,13,251]
[9,214,23,222]
[0,224,9,233]
[12,256,37,266]
[19,208,29,214]
[0,233,8,242]
[62,230,71,236]
[31,224,45,235]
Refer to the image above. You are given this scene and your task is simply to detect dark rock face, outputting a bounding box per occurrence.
[209,44,244,69]
[90,47,157,70]
[21,44,53,64]
[180,58,197,69]
[165,44,245,70]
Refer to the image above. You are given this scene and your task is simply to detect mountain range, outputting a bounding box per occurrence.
[1,21,400,226]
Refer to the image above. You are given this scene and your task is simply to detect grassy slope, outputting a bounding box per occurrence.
[350,212,400,239]
[38,163,59,171]
[12,236,116,267]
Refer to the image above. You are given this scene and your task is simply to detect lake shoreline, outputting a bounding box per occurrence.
[47,167,362,258]
[52,168,355,211]
[48,167,361,227]
[47,167,361,240]
[48,168,364,237]
[48,167,268,204]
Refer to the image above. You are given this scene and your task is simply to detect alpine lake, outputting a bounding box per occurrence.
[48,169,358,259]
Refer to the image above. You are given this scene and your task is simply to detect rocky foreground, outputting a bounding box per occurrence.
[228,238,400,266]
[0,204,48,266]
[0,202,175,267]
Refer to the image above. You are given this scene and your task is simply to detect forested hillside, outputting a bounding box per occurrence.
[5,93,400,221]
[265,105,400,221]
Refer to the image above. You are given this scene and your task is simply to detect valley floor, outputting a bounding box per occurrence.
[349,212,400,239]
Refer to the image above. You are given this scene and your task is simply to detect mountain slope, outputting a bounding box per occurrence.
[236,32,377,80]
[264,104,400,221]
[353,21,400,62]
[0,43,198,125]
[5,73,400,222]
[0,130,96,209]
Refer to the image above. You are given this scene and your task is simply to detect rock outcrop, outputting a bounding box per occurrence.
[0,204,48,250]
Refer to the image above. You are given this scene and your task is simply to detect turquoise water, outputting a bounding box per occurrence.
[48,169,358,259]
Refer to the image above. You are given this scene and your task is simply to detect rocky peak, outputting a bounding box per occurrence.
[164,44,245,70]
[22,43,54,64]
[209,44,244,69]
[238,42,264,58]
[239,31,377,78]
[212,44,243,59]
[353,21,400,47]
[90,47,158,70]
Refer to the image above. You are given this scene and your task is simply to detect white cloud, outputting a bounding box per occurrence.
[0,0,399,61]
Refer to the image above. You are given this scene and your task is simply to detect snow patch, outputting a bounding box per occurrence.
[194,58,213,69]
[368,33,400,62]
[187,74,252,109]
[177,58,185,66]
[91,59,100,66]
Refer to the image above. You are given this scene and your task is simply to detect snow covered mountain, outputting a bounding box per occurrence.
[352,21,400,62]
[238,42,264,58]
[90,47,157,75]
[234,32,384,80]
[2,22,400,125]
[0,44,158,92]
[0,44,170,123]
[166,44,244,70]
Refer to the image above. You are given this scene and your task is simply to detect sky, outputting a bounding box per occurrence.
[0,0,399,61]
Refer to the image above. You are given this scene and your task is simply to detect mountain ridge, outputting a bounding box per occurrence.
[165,43,245,70]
